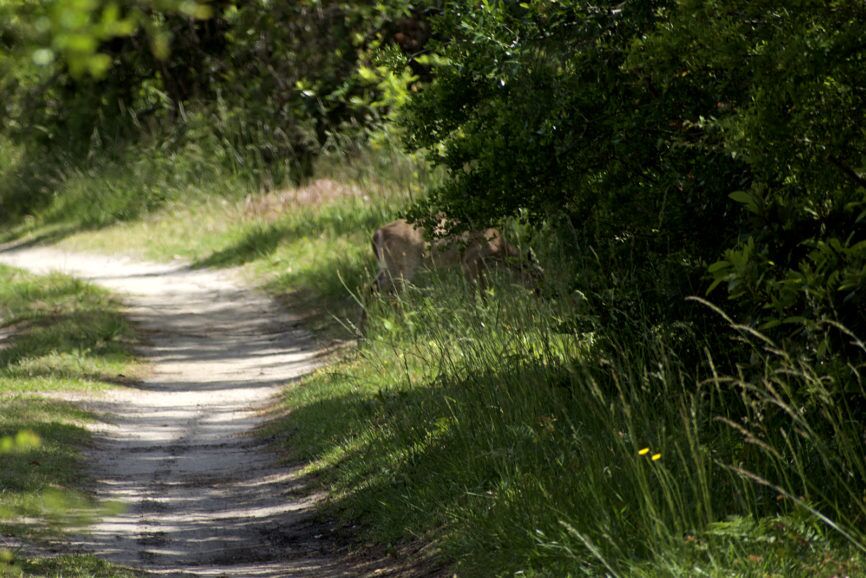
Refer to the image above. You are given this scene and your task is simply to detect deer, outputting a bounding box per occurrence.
[355,217,543,336]
[356,217,540,335]
[370,218,531,294]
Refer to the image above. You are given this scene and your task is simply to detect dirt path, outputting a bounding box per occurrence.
[0,246,359,577]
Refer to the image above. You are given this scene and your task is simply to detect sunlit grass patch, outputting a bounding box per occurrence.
[0,396,102,531]
[0,266,140,390]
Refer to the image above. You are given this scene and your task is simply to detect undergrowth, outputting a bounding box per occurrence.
[13,554,137,577]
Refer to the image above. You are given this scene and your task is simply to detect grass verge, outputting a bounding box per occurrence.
[269,280,866,576]
[14,554,137,577]
[0,264,139,576]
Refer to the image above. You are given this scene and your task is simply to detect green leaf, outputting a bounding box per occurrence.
[86,53,111,76]
[708,260,731,273]
[729,190,759,214]
[150,30,171,60]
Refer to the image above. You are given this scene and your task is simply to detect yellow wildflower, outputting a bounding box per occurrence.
[652,453,662,461]
[638,448,650,456]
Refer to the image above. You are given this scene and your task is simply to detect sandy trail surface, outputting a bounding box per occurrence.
[0,246,357,577]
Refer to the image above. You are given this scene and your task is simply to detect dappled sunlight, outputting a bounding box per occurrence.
[0,246,397,576]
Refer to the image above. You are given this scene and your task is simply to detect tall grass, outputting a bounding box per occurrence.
[0,109,428,236]
[274,268,866,576]
[0,130,250,238]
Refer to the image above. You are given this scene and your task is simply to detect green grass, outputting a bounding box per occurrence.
[0,265,141,391]
[265,278,866,576]
[9,554,137,577]
[0,131,250,237]
[4,137,866,575]
[630,514,866,577]
[0,265,140,576]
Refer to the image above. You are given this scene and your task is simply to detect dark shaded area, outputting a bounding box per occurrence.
[405,0,866,364]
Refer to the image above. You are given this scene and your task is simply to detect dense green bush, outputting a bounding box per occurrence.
[404,1,741,314]
[403,0,866,360]
[672,1,866,358]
